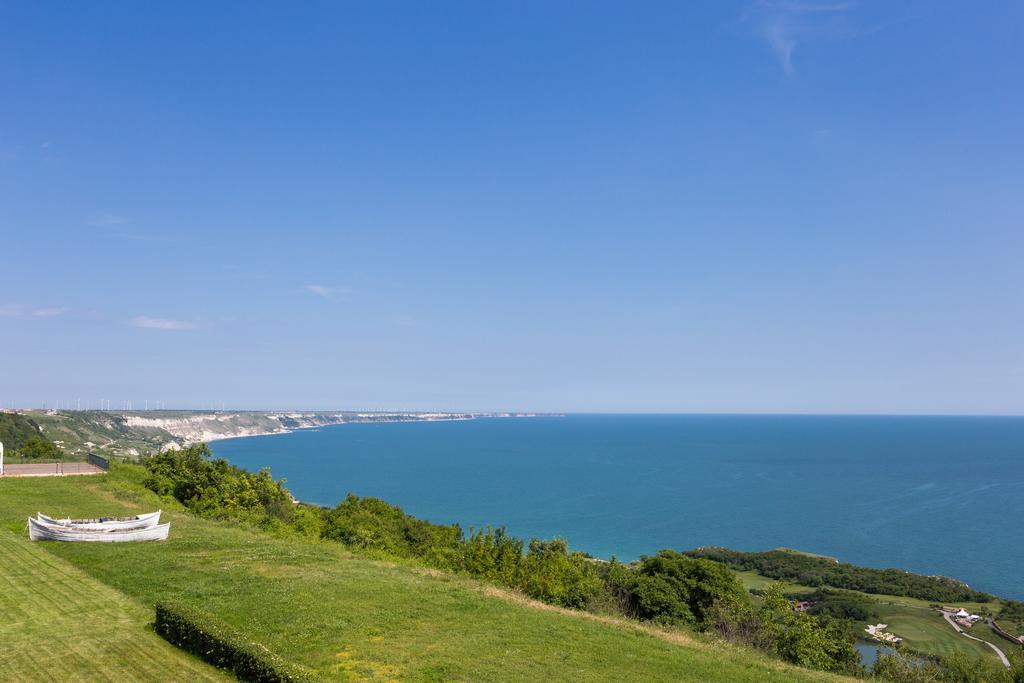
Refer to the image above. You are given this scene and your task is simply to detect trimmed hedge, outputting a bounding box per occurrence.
[154,601,312,682]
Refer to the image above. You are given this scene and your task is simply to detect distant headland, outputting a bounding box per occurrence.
[0,409,546,460]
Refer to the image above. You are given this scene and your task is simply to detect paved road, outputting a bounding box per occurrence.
[942,610,1010,668]
[0,462,104,477]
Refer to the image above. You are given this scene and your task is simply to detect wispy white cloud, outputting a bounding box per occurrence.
[129,316,199,331]
[766,19,798,75]
[0,304,69,319]
[110,231,171,242]
[763,1,855,12]
[86,213,131,227]
[86,213,173,242]
[29,307,69,318]
[392,315,419,328]
[747,0,857,76]
[303,284,349,299]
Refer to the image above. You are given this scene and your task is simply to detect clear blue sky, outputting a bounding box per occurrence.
[1,2,1021,414]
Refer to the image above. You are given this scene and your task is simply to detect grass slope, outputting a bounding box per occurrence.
[0,529,225,681]
[0,469,849,682]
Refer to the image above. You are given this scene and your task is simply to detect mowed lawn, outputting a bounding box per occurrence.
[0,469,850,682]
[874,605,994,661]
[0,529,226,682]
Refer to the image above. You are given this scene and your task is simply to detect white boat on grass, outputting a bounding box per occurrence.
[28,517,170,542]
[36,510,161,530]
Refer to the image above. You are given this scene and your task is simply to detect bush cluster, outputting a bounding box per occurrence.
[154,601,311,682]
[603,551,750,628]
[143,444,294,523]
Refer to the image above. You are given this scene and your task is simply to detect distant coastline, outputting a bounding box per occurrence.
[13,408,549,459]
[197,411,548,445]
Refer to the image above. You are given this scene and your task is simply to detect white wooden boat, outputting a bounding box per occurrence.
[36,510,161,530]
[28,517,170,542]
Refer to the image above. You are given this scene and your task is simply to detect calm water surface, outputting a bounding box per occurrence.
[212,415,1024,600]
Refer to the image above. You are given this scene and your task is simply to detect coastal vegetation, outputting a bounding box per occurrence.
[687,547,993,604]
[143,443,295,523]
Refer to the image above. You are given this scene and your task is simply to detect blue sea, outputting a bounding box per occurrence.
[212,414,1024,600]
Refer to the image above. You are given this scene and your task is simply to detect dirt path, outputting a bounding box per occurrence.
[941,610,1010,667]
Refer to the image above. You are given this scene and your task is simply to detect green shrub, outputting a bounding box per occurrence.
[143,444,295,524]
[154,601,312,682]
[17,435,61,460]
[321,494,462,557]
[614,551,751,628]
[520,538,603,609]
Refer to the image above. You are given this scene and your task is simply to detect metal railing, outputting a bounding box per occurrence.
[87,452,110,470]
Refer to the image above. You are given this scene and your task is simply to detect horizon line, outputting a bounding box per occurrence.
[6,407,1023,419]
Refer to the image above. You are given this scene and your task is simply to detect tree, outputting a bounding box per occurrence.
[627,551,751,628]
[18,435,61,460]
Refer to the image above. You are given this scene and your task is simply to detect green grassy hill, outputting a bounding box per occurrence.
[0,468,849,682]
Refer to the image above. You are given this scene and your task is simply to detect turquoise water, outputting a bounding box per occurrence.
[212,414,1024,600]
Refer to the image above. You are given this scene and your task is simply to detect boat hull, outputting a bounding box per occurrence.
[28,517,170,542]
[36,510,161,530]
